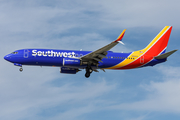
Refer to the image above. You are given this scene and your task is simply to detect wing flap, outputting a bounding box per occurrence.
[93,58,103,63]
[96,53,107,58]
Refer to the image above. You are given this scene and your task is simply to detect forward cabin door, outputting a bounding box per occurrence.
[24,49,29,58]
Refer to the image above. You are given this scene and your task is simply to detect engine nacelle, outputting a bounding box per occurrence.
[60,67,78,74]
[63,58,81,67]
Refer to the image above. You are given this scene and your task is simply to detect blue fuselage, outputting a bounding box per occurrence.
[4,49,166,70]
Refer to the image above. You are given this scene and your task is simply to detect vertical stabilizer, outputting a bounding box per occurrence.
[142,26,172,56]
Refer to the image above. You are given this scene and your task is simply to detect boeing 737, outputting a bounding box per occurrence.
[4,26,177,78]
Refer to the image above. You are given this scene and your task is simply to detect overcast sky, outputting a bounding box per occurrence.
[0,0,180,120]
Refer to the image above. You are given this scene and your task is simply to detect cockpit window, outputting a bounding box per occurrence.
[11,52,18,54]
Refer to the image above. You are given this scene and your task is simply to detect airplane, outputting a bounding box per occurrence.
[4,26,177,78]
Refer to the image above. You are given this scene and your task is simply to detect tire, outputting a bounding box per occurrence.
[85,72,90,78]
[19,68,23,72]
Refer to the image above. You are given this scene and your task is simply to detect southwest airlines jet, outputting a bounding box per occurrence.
[4,26,177,78]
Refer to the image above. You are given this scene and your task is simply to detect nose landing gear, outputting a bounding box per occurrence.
[14,63,23,72]
[19,67,23,72]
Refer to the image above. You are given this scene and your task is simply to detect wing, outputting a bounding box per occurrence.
[80,29,126,65]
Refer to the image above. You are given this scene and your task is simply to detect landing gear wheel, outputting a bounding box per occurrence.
[19,68,23,72]
[85,72,90,78]
[85,65,93,78]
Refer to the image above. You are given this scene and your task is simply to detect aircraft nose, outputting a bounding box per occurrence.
[4,55,11,61]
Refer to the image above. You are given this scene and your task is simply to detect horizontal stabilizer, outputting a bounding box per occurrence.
[154,49,178,59]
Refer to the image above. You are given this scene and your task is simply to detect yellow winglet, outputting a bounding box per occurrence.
[114,29,126,42]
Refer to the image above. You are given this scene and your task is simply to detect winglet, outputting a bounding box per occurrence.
[114,29,126,43]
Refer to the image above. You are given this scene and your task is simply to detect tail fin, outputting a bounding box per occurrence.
[142,26,172,56]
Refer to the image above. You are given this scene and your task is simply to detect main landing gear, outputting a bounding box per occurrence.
[85,65,93,78]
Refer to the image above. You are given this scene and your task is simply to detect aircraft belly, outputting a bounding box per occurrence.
[23,57,63,67]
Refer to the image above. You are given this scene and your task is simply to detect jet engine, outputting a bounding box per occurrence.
[60,67,80,74]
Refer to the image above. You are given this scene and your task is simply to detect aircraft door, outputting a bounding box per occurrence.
[24,49,29,58]
[140,55,144,64]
